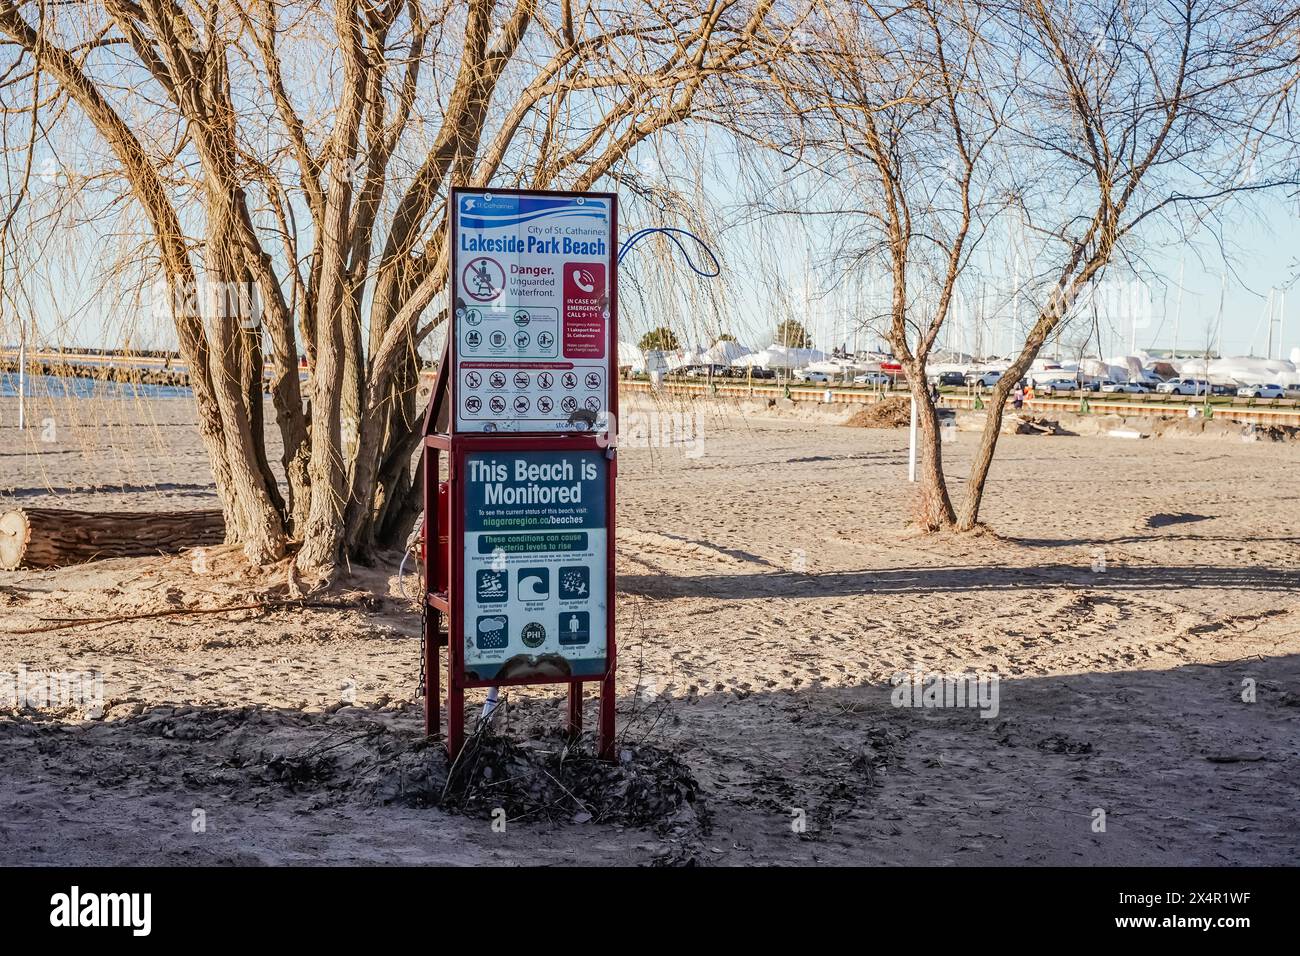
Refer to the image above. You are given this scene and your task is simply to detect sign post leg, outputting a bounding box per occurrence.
[425,610,441,738]
[567,683,583,738]
[447,679,465,759]
[598,670,615,760]
[422,440,438,739]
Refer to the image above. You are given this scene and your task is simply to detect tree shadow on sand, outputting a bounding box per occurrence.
[0,650,1297,865]
[618,563,1300,599]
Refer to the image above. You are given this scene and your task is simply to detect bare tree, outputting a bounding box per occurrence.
[774,0,1298,532]
[955,0,1300,528]
[0,0,805,572]
[786,0,1010,528]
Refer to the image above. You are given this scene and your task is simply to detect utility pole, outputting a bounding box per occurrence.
[1265,289,1275,360]
[1216,274,1225,358]
[1172,260,1183,361]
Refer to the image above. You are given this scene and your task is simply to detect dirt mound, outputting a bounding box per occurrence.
[844,397,911,428]
[0,704,708,840]
[1248,423,1300,442]
[424,730,708,834]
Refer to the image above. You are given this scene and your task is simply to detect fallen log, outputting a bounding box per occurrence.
[0,507,224,569]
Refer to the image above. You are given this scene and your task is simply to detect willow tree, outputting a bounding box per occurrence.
[0,0,802,571]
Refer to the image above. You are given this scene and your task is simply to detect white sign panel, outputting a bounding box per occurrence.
[451,190,616,433]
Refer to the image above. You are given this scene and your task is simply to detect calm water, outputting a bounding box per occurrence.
[0,371,193,400]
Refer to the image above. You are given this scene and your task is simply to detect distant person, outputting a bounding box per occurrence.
[1023,383,1034,402]
[1012,385,1024,410]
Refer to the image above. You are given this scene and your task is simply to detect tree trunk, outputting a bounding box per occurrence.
[378,455,425,551]
[905,366,956,529]
[344,334,422,557]
[203,213,288,564]
[956,323,1055,529]
[0,508,224,569]
[295,5,366,574]
[955,385,1010,530]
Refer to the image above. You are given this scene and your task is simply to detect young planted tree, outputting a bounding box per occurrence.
[775,0,1297,532]
[789,0,1008,528]
[0,0,805,572]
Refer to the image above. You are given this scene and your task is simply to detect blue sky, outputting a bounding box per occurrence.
[617,184,1300,361]
[11,174,1297,363]
[8,93,1297,363]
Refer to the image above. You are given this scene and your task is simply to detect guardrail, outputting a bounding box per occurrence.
[616,378,1300,427]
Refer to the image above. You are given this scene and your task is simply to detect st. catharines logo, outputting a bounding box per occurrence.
[49,886,151,936]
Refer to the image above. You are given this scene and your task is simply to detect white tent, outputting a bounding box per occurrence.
[1078,358,1128,382]
[1170,356,1300,386]
[1104,354,1162,384]
[618,340,646,372]
[730,345,829,370]
[702,339,754,365]
[664,347,707,370]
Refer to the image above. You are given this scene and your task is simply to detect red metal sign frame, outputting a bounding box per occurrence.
[423,187,618,761]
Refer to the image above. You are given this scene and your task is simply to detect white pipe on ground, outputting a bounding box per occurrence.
[17,320,25,431]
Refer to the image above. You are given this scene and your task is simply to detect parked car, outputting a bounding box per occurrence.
[1210,383,1235,396]
[793,368,830,383]
[965,370,1003,388]
[683,364,728,378]
[1156,378,1209,395]
[1237,383,1286,399]
[1099,381,1151,393]
[929,371,967,387]
[745,366,776,379]
[854,371,891,386]
[1038,378,1080,394]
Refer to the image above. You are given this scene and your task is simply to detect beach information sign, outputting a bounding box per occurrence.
[450,188,617,434]
[424,187,617,759]
[462,449,608,682]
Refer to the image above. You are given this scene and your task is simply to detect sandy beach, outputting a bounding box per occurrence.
[1,391,1297,865]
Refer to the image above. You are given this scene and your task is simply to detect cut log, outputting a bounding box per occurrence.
[0,508,225,569]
